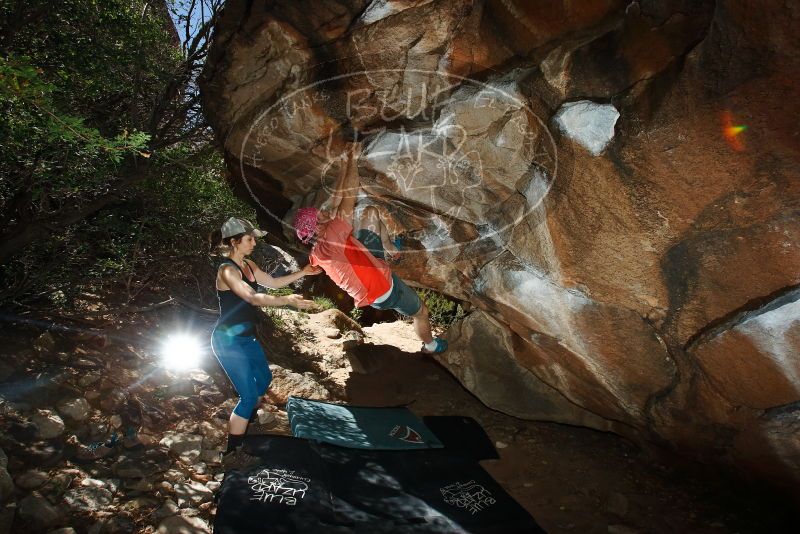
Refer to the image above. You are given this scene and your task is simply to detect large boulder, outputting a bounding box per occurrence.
[201,0,800,494]
[441,310,613,430]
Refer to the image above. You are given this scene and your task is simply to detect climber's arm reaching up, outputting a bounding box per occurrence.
[322,142,361,226]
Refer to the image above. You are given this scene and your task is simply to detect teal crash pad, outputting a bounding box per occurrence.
[286,397,444,450]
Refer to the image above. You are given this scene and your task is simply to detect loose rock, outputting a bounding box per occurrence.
[18,492,62,529]
[153,499,180,521]
[112,459,145,479]
[340,330,364,351]
[199,422,224,448]
[323,327,341,339]
[14,469,49,491]
[0,467,12,503]
[173,481,214,507]
[78,374,101,387]
[33,332,57,353]
[256,409,275,425]
[268,366,331,403]
[156,515,210,534]
[32,410,65,439]
[56,398,90,422]
[63,487,113,512]
[188,370,214,387]
[160,432,203,460]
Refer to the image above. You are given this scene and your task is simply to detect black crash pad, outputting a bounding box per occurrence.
[422,415,499,461]
[214,434,544,534]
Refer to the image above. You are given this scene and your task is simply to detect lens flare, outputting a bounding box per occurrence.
[722,110,747,152]
[160,333,203,370]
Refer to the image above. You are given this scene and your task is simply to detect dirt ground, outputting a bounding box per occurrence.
[0,306,796,533]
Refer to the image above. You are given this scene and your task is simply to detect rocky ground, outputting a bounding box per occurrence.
[0,304,795,533]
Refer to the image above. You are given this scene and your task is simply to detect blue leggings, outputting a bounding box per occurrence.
[211,326,272,420]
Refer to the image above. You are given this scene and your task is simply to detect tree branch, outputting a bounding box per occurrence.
[69,295,216,317]
[0,161,152,265]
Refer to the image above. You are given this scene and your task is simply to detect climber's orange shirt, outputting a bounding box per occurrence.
[309,217,391,307]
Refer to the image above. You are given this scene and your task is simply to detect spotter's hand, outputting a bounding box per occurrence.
[302,265,324,275]
[284,294,316,310]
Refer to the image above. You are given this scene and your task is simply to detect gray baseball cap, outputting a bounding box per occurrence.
[221,217,267,239]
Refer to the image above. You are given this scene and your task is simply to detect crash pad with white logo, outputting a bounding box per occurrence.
[317,444,544,533]
[213,435,345,533]
[214,434,545,534]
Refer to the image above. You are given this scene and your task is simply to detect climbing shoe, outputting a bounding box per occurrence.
[421,337,448,355]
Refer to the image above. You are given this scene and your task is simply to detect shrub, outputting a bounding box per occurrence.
[262,307,286,329]
[415,288,467,329]
[349,307,363,322]
[312,297,336,311]
[0,148,254,307]
[266,287,295,297]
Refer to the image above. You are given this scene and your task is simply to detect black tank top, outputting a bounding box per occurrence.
[215,259,259,332]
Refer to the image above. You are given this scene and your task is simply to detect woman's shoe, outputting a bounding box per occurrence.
[221,445,261,472]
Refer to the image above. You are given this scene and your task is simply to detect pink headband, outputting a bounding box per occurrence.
[294,207,319,244]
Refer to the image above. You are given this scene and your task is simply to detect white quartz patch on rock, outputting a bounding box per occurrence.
[358,0,431,25]
[690,292,800,408]
[553,100,619,155]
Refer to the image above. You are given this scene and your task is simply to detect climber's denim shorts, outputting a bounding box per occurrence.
[370,273,423,317]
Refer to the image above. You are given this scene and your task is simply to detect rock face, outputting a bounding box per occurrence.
[201,0,800,493]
